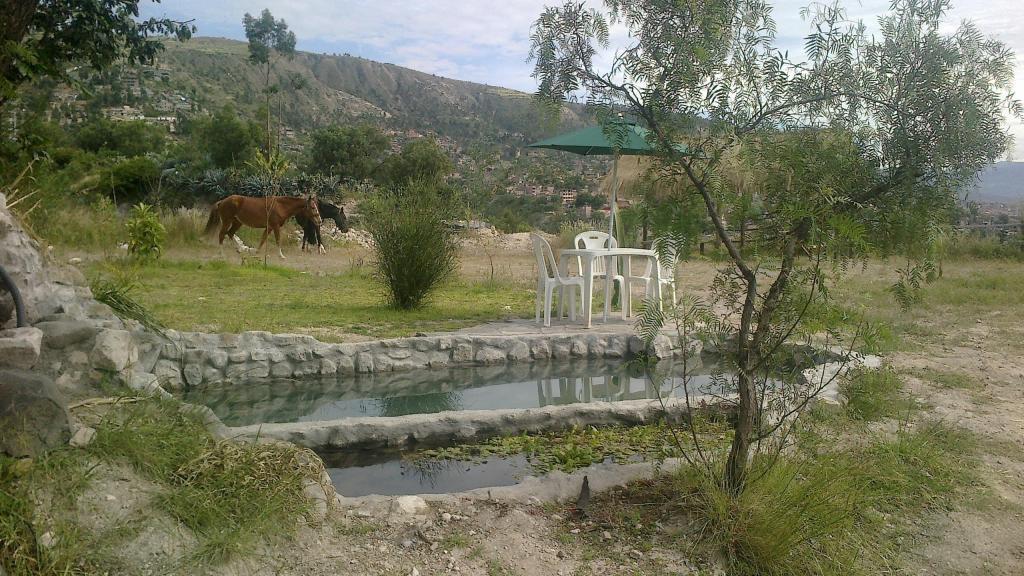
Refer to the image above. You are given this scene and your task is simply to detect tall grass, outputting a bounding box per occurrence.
[622,420,977,575]
[945,234,1024,261]
[840,367,915,421]
[89,398,321,565]
[362,185,460,309]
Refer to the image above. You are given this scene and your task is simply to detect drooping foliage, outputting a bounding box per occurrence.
[0,1,195,106]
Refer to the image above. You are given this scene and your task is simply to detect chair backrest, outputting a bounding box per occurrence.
[531,233,559,281]
[574,231,617,275]
[574,231,617,250]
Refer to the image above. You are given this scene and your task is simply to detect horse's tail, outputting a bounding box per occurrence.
[203,201,221,237]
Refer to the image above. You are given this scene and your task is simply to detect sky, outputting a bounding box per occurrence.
[141,0,1024,159]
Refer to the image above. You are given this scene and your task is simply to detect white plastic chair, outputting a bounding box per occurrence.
[634,237,678,307]
[573,231,619,277]
[532,233,585,327]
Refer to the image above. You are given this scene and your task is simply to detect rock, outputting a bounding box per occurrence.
[409,568,420,576]
[602,531,612,540]
[35,320,97,349]
[390,495,429,519]
[630,549,643,560]
[208,350,229,369]
[441,512,452,522]
[183,364,203,386]
[90,329,138,372]
[474,347,506,364]
[452,343,473,363]
[557,550,566,559]
[69,425,96,448]
[105,494,117,502]
[320,358,337,375]
[270,362,294,378]
[0,369,70,457]
[39,531,56,548]
[0,327,43,369]
[129,372,169,398]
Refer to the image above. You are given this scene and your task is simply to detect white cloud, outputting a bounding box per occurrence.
[143,0,1024,157]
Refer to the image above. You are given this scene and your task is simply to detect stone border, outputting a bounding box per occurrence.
[138,329,692,390]
[226,396,717,450]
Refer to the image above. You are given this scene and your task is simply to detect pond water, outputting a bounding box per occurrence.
[320,448,533,497]
[181,358,736,427]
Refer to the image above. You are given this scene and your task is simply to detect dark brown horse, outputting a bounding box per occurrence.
[204,195,321,259]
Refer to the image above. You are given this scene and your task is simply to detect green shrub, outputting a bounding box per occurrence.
[840,367,913,421]
[125,203,166,261]
[98,156,160,203]
[363,183,460,309]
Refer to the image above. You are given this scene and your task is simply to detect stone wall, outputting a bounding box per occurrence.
[0,193,91,327]
[144,329,694,390]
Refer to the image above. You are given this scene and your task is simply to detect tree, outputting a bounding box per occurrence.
[378,138,453,187]
[530,0,1020,493]
[307,124,389,181]
[195,105,258,168]
[0,1,194,107]
[243,8,296,153]
[99,156,160,203]
[74,118,166,157]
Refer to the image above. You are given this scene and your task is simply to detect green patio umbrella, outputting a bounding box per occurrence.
[527,121,659,243]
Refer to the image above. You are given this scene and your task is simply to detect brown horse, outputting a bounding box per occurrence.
[204,195,321,259]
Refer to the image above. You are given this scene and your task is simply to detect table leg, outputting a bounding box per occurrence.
[583,257,593,329]
[603,254,612,322]
[622,256,632,319]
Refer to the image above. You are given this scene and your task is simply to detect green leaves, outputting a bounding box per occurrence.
[242,9,297,66]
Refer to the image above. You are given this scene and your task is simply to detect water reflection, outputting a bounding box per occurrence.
[182,358,741,427]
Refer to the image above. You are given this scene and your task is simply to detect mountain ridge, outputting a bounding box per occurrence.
[154,37,583,151]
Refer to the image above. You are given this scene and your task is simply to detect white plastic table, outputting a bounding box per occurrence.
[558,248,659,328]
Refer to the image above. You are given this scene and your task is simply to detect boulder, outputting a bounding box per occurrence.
[389,495,429,520]
[35,320,97,349]
[0,327,43,369]
[90,329,138,372]
[0,369,71,457]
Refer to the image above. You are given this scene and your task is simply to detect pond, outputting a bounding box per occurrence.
[320,448,534,497]
[181,357,737,427]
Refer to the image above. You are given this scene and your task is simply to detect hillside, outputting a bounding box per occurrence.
[154,37,584,150]
[966,161,1024,203]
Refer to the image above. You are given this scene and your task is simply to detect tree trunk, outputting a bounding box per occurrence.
[265,63,272,153]
[725,361,757,493]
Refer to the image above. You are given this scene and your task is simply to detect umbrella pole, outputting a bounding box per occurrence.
[608,154,618,243]
[607,154,619,317]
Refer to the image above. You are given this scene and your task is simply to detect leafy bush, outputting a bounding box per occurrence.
[125,203,166,261]
[99,156,160,203]
[363,183,460,309]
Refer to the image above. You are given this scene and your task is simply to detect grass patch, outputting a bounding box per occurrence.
[443,531,470,550]
[0,452,98,575]
[840,367,916,421]
[88,398,320,565]
[906,367,980,390]
[88,258,533,340]
[409,421,730,475]
[584,420,977,576]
